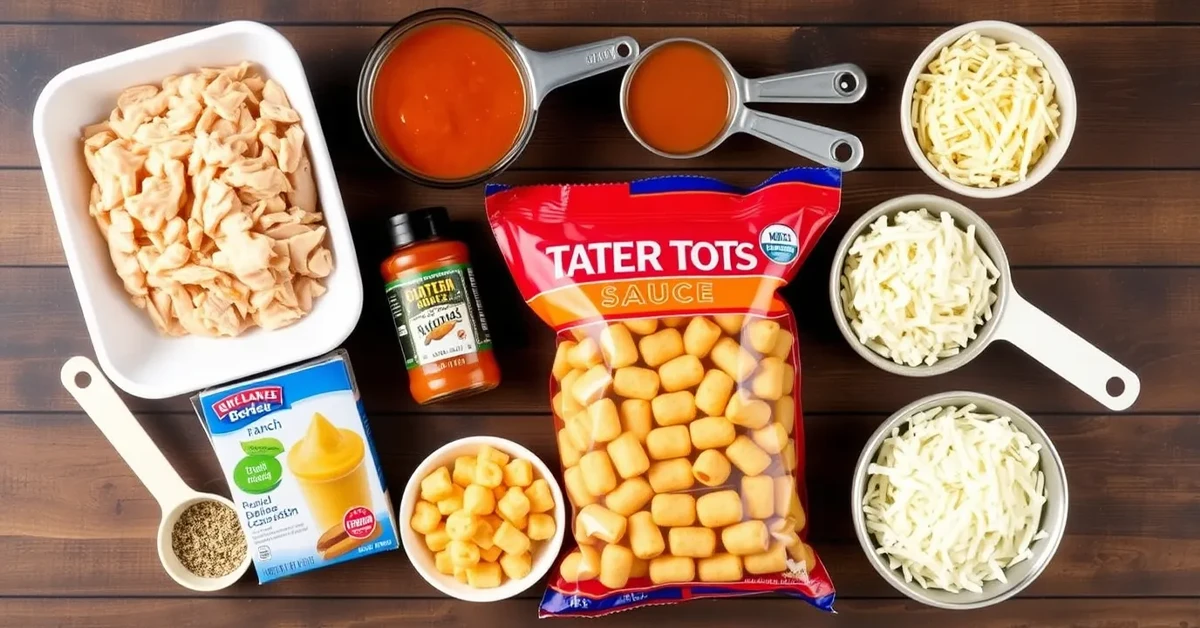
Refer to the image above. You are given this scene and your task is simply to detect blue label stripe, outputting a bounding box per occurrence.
[539,584,835,616]
[198,356,353,435]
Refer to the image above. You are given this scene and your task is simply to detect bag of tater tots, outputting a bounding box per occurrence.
[485,168,841,617]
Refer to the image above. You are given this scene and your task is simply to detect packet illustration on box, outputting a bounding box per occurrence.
[192,350,399,583]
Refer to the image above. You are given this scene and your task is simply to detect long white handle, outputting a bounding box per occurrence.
[60,357,193,509]
[995,293,1141,411]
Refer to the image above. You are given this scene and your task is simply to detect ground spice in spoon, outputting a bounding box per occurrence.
[171,500,247,578]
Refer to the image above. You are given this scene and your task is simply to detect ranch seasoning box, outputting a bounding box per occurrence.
[192,350,399,583]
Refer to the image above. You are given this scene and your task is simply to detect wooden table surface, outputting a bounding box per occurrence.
[4,0,1200,626]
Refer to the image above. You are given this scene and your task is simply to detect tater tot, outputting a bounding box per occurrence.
[425,525,451,552]
[573,364,613,406]
[768,516,801,548]
[600,323,639,368]
[553,340,576,381]
[770,329,794,360]
[646,425,692,460]
[555,370,584,416]
[713,314,744,336]
[466,560,502,588]
[504,458,534,488]
[630,557,649,579]
[696,490,744,528]
[560,546,601,582]
[722,520,769,556]
[782,438,797,472]
[751,356,785,401]
[463,484,496,515]
[620,399,653,442]
[410,501,441,535]
[698,553,743,583]
[659,354,704,392]
[565,411,592,452]
[725,392,772,430]
[695,369,735,417]
[500,551,533,580]
[639,328,685,368]
[742,475,775,520]
[651,391,696,426]
[599,543,634,589]
[606,431,650,479]
[579,450,618,496]
[781,361,795,396]
[453,456,477,488]
[527,513,556,541]
[497,486,531,524]
[746,318,781,354]
[647,458,694,493]
[649,555,695,584]
[564,466,596,507]
[568,337,603,369]
[578,503,628,544]
[493,521,532,556]
[650,493,696,527]
[558,429,582,467]
[525,479,556,514]
[683,317,722,358]
[661,316,688,329]
[689,416,736,450]
[446,510,478,542]
[627,511,665,560]
[789,490,808,533]
[787,541,816,572]
[773,475,796,518]
[727,435,772,476]
[587,398,623,443]
[625,318,659,335]
[752,421,789,455]
[613,366,661,400]
[668,527,717,558]
[605,476,654,517]
[710,337,756,381]
[744,541,788,575]
[436,484,462,515]
[691,449,732,487]
[775,396,796,435]
[420,467,454,502]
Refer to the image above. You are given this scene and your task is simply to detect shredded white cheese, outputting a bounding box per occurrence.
[862,404,1049,593]
[839,208,999,367]
[913,31,1061,188]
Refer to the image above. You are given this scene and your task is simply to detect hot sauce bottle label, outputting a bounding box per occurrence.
[384,263,492,369]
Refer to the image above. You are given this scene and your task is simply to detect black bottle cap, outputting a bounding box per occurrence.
[389,207,450,248]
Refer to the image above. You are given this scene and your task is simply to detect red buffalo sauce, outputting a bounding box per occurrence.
[626,41,733,155]
[380,208,500,404]
[371,22,527,180]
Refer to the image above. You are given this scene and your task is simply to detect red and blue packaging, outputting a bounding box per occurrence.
[486,168,841,617]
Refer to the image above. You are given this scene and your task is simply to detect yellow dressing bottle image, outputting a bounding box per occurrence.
[287,412,373,535]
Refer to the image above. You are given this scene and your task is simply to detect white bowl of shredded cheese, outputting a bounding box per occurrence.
[852,392,1068,609]
[901,21,1077,198]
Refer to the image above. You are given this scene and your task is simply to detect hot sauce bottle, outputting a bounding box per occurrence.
[380,208,500,404]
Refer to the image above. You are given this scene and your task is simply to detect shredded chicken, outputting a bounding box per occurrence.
[81,62,331,337]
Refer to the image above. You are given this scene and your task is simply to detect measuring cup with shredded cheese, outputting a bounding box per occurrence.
[839,208,999,367]
[862,403,1049,594]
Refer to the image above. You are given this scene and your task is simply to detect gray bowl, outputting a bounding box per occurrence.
[828,194,1011,377]
[851,391,1069,610]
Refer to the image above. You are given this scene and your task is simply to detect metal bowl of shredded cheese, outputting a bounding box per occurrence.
[852,391,1068,609]
[900,21,1077,199]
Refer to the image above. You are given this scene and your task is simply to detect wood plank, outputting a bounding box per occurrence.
[0,265,1181,414]
[10,168,1200,266]
[1,597,1199,628]
[3,0,1196,25]
[1,411,1197,596]
[6,26,1200,169]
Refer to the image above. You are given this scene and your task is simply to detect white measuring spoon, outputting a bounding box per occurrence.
[61,356,251,591]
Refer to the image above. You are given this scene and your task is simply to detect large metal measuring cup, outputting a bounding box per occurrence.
[359,8,640,187]
[621,37,867,170]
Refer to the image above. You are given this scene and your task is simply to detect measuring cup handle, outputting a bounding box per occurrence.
[995,292,1141,411]
[744,63,868,104]
[520,36,640,104]
[739,109,863,171]
[60,357,194,507]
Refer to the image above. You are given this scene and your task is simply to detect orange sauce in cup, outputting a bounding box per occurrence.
[372,22,527,180]
[626,41,733,155]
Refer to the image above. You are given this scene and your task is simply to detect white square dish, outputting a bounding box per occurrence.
[33,21,363,399]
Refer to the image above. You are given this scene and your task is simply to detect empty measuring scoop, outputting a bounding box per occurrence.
[621,38,866,170]
[829,195,1141,411]
[60,356,251,591]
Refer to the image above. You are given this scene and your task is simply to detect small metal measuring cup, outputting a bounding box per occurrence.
[829,194,1141,411]
[620,38,867,170]
[359,8,640,187]
[61,357,251,591]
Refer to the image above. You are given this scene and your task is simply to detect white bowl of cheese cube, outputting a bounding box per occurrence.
[400,436,566,602]
[900,21,1077,199]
